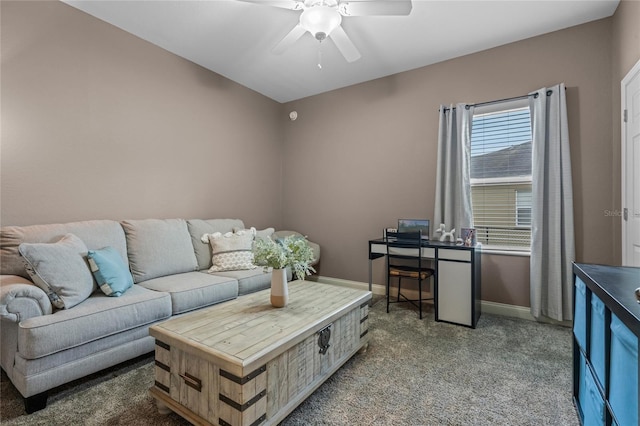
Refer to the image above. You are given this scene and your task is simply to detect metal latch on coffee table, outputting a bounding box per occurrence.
[317,324,332,355]
[179,372,202,392]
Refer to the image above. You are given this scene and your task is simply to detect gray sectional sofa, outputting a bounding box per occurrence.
[0,218,319,413]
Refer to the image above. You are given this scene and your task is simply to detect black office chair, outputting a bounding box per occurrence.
[385,231,435,319]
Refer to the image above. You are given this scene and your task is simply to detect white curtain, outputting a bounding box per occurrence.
[434,103,475,235]
[529,83,575,321]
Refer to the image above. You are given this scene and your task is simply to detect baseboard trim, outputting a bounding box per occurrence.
[480,300,535,321]
[312,275,536,321]
[310,275,387,296]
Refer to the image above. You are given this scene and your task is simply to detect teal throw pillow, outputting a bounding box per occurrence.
[87,247,133,297]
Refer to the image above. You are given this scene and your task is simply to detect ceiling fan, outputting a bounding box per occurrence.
[239,0,413,63]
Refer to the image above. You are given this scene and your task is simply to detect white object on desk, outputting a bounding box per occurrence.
[436,223,456,242]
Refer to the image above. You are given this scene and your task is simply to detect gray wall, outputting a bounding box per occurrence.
[281,10,637,307]
[1,1,283,230]
[2,1,638,308]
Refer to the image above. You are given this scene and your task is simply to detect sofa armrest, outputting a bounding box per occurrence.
[0,275,52,322]
[272,230,321,266]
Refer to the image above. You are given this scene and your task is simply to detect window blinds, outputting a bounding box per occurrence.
[470,107,532,250]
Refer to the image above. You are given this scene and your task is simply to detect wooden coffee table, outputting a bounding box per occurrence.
[148,280,371,426]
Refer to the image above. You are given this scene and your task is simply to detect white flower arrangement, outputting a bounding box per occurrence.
[253,235,316,281]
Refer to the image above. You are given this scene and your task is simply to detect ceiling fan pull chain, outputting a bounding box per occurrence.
[317,43,323,70]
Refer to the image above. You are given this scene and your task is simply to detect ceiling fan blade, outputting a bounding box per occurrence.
[273,24,307,54]
[237,0,303,11]
[339,0,412,16]
[329,26,361,63]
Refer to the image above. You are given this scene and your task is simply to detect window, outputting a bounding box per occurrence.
[516,189,532,227]
[470,103,532,251]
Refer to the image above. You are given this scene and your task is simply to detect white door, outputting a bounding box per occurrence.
[622,59,640,267]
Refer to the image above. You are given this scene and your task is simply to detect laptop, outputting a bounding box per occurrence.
[397,219,430,240]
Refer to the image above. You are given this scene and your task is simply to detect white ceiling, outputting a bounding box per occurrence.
[63,0,620,103]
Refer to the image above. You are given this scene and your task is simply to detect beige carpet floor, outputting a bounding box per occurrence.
[1,297,579,425]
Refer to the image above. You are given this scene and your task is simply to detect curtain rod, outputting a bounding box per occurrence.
[441,89,556,112]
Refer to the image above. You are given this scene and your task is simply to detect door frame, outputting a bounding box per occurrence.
[621,58,640,266]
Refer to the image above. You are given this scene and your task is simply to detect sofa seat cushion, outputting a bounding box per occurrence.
[209,268,291,296]
[138,272,238,315]
[17,285,171,360]
[14,325,151,376]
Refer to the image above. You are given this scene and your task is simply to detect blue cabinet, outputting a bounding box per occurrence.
[573,263,640,426]
[573,277,588,351]
[609,314,638,426]
[590,294,607,389]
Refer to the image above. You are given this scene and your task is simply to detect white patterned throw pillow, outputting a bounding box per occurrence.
[206,231,257,273]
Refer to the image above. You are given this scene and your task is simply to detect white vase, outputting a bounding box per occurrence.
[270,268,288,308]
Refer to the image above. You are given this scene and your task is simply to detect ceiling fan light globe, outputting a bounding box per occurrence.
[300,6,342,40]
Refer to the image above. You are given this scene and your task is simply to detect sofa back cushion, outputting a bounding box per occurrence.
[1,220,127,279]
[187,219,244,270]
[121,219,198,283]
